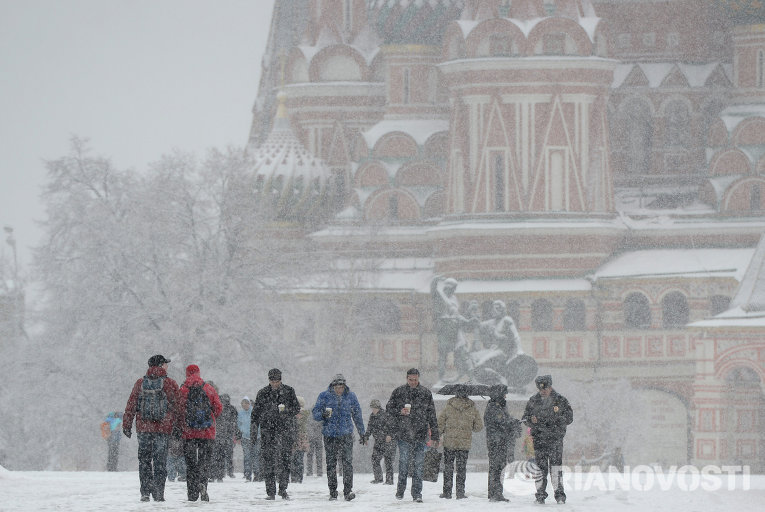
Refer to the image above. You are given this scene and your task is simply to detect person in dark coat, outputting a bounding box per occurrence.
[178,364,223,502]
[385,368,440,503]
[251,368,300,500]
[521,375,573,505]
[312,374,366,501]
[123,354,180,502]
[212,393,238,480]
[484,384,521,502]
[362,399,395,485]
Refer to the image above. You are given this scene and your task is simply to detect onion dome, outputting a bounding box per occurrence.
[251,92,333,223]
[367,0,464,45]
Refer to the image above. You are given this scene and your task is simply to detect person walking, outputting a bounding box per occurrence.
[102,412,123,472]
[123,355,180,502]
[522,375,574,505]
[251,368,300,500]
[291,396,309,483]
[305,407,324,478]
[312,374,365,501]
[484,384,521,502]
[362,399,395,485]
[438,388,483,499]
[178,364,222,502]
[212,393,238,480]
[237,396,255,481]
[386,368,440,503]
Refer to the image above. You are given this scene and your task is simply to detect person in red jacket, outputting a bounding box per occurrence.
[123,354,180,502]
[178,364,222,502]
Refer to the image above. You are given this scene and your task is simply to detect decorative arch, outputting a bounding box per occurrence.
[372,133,418,158]
[355,162,390,187]
[716,353,765,384]
[527,17,593,56]
[423,132,449,161]
[623,291,652,329]
[465,18,526,57]
[731,117,765,146]
[722,176,765,212]
[395,162,441,186]
[364,188,420,222]
[309,44,369,82]
[422,189,445,218]
[709,148,752,176]
[614,96,654,176]
[661,290,689,328]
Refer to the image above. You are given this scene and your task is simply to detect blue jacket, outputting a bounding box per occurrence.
[237,408,252,440]
[312,385,365,439]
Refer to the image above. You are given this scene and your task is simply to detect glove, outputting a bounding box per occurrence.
[123,428,132,439]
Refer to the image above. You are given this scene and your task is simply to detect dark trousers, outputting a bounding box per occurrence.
[106,437,120,471]
[397,440,426,499]
[184,438,213,501]
[534,438,565,501]
[261,432,292,497]
[487,441,509,499]
[306,437,323,476]
[324,434,354,496]
[212,439,234,478]
[443,448,469,496]
[291,450,305,482]
[137,432,168,499]
[241,438,254,479]
[371,440,395,483]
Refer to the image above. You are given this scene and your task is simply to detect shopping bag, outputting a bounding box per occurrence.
[422,449,442,482]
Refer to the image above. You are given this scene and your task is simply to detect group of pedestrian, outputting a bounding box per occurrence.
[121,355,573,504]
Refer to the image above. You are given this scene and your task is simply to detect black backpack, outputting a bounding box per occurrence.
[186,382,213,429]
[138,376,168,421]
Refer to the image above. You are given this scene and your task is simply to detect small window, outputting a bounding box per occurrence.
[624,292,651,329]
[494,154,505,212]
[642,33,656,48]
[531,299,554,331]
[388,194,399,220]
[507,300,521,326]
[617,33,631,50]
[667,32,680,49]
[751,184,761,211]
[662,291,689,328]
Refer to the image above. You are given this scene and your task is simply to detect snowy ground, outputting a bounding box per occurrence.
[0,467,763,512]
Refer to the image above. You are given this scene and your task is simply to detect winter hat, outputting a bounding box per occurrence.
[241,396,250,403]
[330,374,346,386]
[535,375,552,389]
[369,399,382,409]
[186,364,200,377]
[148,354,171,367]
[268,368,282,381]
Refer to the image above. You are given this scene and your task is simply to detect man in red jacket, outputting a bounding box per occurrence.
[123,354,180,502]
[178,364,222,502]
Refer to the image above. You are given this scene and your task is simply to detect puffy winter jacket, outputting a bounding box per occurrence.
[123,365,180,434]
[386,383,440,444]
[312,385,365,439]
[438,396,483,450]
[178,366,223,440]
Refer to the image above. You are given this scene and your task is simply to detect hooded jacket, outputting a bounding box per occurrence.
[437,396,483,451]
[178,365,223,440]
[123,365,180,434]
[312,383,365,439]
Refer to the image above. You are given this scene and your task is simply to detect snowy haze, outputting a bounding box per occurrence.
[0,0,275,269]
[1,467,762,511]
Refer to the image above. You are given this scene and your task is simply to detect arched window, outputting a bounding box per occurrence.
[352,298,401,334]
[624,292,651,329]
[507,300,521,326]
[531,299,553,330]
[665,101,690,148]
[709,295,731,317]
[623,101,653,175]
[563,298,586,331]
[662,291,689,328]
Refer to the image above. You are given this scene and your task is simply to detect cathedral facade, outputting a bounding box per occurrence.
[247,0,765,470]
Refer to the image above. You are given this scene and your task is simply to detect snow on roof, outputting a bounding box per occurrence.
[363,119,449,149]
[595,248,755,281]
[729,235,765,312]
[456,278,591,294]
[613,63,727,89]
[707,175,741,203]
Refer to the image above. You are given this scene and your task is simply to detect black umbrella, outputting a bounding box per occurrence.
[437,383,492,396]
